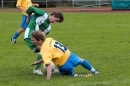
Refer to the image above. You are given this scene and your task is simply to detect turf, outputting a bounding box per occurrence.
[0,12,130,86]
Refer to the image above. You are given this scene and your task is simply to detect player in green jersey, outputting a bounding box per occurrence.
[24,6,64,75]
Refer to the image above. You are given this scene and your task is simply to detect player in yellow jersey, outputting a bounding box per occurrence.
[30,30,100,80]
[11,0,39,43]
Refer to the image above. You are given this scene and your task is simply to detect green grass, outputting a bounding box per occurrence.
[0,12,130,86]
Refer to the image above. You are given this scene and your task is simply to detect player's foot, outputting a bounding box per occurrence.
[74,74,92,77]
[51,69,60,74]
[11,38,16,43]
[93,70,100,74]
[33,69,44,75]
[74,74,78,77]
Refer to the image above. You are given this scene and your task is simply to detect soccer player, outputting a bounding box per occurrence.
[24,6,64,75]
[11,0,39,43]
[30,30,100,80]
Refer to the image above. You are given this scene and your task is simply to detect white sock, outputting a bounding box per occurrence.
[90,67,95,72]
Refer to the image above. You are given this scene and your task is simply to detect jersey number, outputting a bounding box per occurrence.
[54,42,67,53]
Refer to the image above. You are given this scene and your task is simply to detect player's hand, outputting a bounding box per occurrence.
[30,62,37,66]
[35,4,39,7]
[26,16,30,24]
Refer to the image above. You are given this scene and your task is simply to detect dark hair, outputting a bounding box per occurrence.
[31,30,45,41]
[50,12,64,23]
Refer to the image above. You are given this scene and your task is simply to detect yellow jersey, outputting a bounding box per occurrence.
[16,0,32,16]
[40,38,70,67]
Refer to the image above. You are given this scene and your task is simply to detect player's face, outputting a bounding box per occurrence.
[31,38,42,46]
[49,15,60,23]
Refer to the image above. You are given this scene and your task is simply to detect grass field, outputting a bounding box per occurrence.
[0,12,130,86]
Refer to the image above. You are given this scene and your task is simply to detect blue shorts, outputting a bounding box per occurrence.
[58,52,81,76]
[21,15,34,29]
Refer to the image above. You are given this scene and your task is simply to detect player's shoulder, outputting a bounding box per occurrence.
[46,38,53,40]
[45,38,55,43]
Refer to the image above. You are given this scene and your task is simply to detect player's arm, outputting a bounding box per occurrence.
[30,59,43,66]
[32,3,39,7]
[26,6,34,24]
[26,6,34,16]
[26,4,40,23]
[46,64,52,80]
[16,0,26,12]
[26,6,44,16]
[16,6,26,12]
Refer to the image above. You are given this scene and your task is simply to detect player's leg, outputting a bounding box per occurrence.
[11,28,25,43]
[58,52,80,76]
[11,15,27,43]
[32,54,44,75]
[79,58,100,74]
[24,38,44,75]
[35,54,42,70]
[58,63,74,76]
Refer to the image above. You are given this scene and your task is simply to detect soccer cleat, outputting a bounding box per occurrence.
[51,69,60,74]
[93,70,100,74]
[11,38,16,43]
[33,69,44,75]
[74,74,78,77]
[74,74,92,77]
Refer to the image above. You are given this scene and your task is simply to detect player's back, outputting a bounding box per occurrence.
[41,38,70,67]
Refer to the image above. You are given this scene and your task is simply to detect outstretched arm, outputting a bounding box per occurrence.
[30,59,43,66]
[32,3,39,7]
[26,6,44,16]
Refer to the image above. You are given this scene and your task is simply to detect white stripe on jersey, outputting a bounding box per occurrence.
[24,27,30,39]
[35,13,48,25]
[35,13,51,35]
[44,25,51,35]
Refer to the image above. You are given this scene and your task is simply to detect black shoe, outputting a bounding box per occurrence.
[11,38,16,43]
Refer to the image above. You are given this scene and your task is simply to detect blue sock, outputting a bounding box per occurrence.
[12,32,19,39]
[80,60,93,70]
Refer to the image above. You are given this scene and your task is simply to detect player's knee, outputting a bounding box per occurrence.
[79,58,84,62]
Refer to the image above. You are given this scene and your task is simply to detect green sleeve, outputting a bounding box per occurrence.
[26,6,45,16]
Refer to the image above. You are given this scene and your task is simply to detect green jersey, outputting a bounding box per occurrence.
[24,6,51,39]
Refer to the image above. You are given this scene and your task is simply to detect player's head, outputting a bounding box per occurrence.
[49,12,64,23]
[31,30,46,46]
